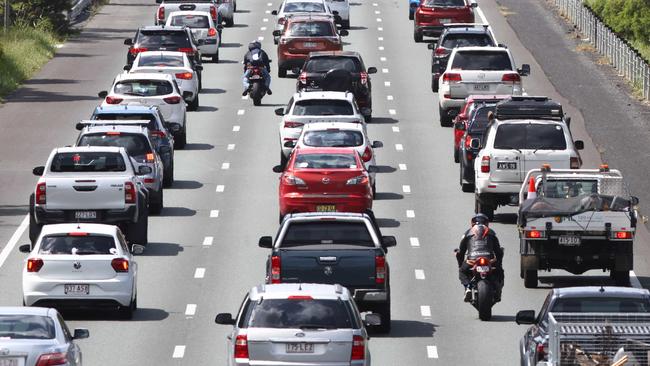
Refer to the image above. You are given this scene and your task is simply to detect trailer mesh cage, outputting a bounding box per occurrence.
[549,313,650,365]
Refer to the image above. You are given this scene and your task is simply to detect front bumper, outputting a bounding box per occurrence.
[23,277,134,307]
[34,206,138,225]
[280,194,372,217]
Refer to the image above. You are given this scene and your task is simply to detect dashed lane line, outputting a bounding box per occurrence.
[415,269,425,280]
[210,210,219,218]
[376,18,382,22]
[402,185,411,193]
[399,163,407,170]
[395,143,403,151]
[194,268,206,278]
[387,95,393,100]
[172,346,186,359]
[216,185,225,192]
[410,237,420,247]
[227,144,236,150]
[389,109,396,115]
[380,57,387,62]
[384,81,390,87]
[185,304,197,316]
[232,125,240,131]
[378,46,384,51]
[237,109,245,116]
[420,305,431,317]
[377,27,383,31]
[222,162,230,170]
[382,68,389,73]
[406,210,415,218]
[392,126,400,132]
[202,236,214,246]
[427,346,439,359]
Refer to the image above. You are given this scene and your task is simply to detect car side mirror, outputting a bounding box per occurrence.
[470,138,481,149]
[123,65,131,71]
[195,65,203,71]
[215,313,236,325]
[271,10,278,15]
[75,122,85,131]
[367,67,377,74]
[427,43,435,50]
[272,30,281,37]
[258,236,273,248]
[471,2,478,7]
[518,64,531,76]
[274,108,285,116]
[19,244,31,253]
[182,91,193,100]
[124,38,133,46]
[283,141,295,148]
[98,91,108,99]
[138,166,152,175]
[131,244,145,255]
[371,141,383,148]
[159,145,172,154]
[515,310,536,325]
[272,165,284,173]
[381,236,397,248]
[73,328,90,340]
[339,30,349,37]
[454,121,466,131]
[363,313,381,326]
[574,140,584,150]
[291,67,301,74]
[32,166,45,176]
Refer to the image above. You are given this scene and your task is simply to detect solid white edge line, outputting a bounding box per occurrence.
[427,345,439,359]
[0,215,28,269]
[194,268,206,278]
[202,236,214,246]
[172,345,186,358]
[185,304,197,316]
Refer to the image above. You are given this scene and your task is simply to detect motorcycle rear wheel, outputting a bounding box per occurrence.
[477,280,493,321]
[251,82,263,106]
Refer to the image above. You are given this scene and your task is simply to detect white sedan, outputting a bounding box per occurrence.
[21,224,141,319]
[166,11,222,62]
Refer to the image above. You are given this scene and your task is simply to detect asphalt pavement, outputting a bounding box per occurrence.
[0,0,648,364]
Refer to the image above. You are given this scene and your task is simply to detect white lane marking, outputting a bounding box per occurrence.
[261,26,267,31]
[0,215,28,269]
[372,2,378,5]
[376,18,382,22]
[221,163,230,170]
[216,185,225,192]
[392,126,400,132]
[233,125,240,131]
[406,210,415,218]
[631,270,642,289]
[377,27,383,31]
[420,305,431,317]
[415,269,425,280]
[227,144,236,150]
[382,68,389,73]
[410,237,420,247]
[427,345,439,359]
[380,57,387,62]
[375,10,381,14]
[241,95,249,100]
[172,345,186,359]
[389,109,396,115]
[378,36,383,41]
[194,268,206,278]
[237,109,245,115]
[387,95,393,100]
[263,18,269,22]
[202,236,214,246]
[402,185,411,193]
[265,9,271,13]
[384,81,390,87]
[395,143,403,151]
[399,163,407,170]
[378,46,384,51]
[267,2,272,5]
[210,210,220,218]
[185,304,197,316]
[258,36,264,41]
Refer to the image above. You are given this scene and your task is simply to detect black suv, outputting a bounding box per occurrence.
[297,51,377,122]
[429,24,497,92]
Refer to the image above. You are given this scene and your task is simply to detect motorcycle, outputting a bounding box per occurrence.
[244,62,271,106]
[465,251,501,321]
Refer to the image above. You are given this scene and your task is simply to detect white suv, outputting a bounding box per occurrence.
[438,46,530,126]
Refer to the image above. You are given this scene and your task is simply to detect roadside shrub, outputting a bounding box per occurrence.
[10,0,70,33]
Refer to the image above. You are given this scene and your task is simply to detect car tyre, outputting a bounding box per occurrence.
[188,94,199,111]
[524,270,538,288]
[163,161,174,188]
[439,105,452,127]
[372,182,376,197]
[414,30,423,43]
[374,301,391,333]
[211,50,219,63]
[149,188,163,215]
[126,201,148,245]
[28,194,42,246]
[364,114,372,123]
[278,67,287,78]
[409,11,414,20]
[612,270,630,286]
[454,147,460,163]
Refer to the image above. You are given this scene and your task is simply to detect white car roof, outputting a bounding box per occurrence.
[285,0,325,4]
[115,72,174,82]
[249,283,350,301]
[54,146,124,154]
[493,118,565,126]
[136,50,189,58]
[293,91,354,102]
[301,121,364,131]
[453,46,509,53]
[40,223,118,237]
[0,307,53,316]
[168,10,212,17]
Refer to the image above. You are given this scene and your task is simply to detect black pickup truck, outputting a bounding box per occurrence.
[258,212,396,333]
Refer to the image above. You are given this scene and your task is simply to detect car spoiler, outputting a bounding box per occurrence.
[75,120,150,131]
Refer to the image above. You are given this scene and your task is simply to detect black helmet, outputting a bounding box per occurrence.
[471,213,489,226]
[248,40,261,51]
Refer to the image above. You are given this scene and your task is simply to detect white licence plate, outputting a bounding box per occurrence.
[303,42,318,48]
[249,75,262,80]
[475,266,490,273]
[65,284,89,295]
[473,84,490,91]
[75,211,96,219]
[438,18,451,23]
[286,343,314,353]
[558,235,581,246]
[0,359,20,366]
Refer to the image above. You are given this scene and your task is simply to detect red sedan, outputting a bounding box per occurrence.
[414,0,476,42]
[275,148,373,219]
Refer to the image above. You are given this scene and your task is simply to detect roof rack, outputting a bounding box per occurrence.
[494,96,565,121]
[75,120,150,131]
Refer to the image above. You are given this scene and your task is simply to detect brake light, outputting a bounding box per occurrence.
[271,255,281,284]
[288,295,313,300]
[375,256,386,284]
[613,231,633,239]
[151,131,166,138]
[146,153,155,162]
[480,156,490,173]
[124,181,136,204]
[36,182,46,204]
[536,343,547,362]
[163,96,182,104]
[360,71,368,85]
[111,258,129,272]
[157,6,164,22]
[177,48,194,53]
[443,73,462,83]
[362,146,372,162]
[346,175,369,185]
[570,157,580,169]
[350,335,365,360]
[105,131,121,136]
[208,27,217,37]
[105,96,123,105]
[501,73,521,82]
[129,47,148,55]
[283,121,304,128]
[27,258,44,273]
[282,174,306,186]
[464,134,472,148]
[210,5,217,21]
[525,230,543,239]
[68,232,89,237]
[434,47,447,56]
[175,72,193,80]
[234,335,249,359]
[35,352,67,366]
[144,178,155,183]
[477,257,489,266]
[299,72,307,84]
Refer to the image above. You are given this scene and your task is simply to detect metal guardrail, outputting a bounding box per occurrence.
[552,0,650,101]
[68,0,93,22]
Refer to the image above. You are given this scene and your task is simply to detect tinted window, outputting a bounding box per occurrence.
[305,57,360,73]
[303,130,363,147]
[137,30,191,48]
[283,2,326,12]
[50,152,126,172]
[282,222,373,247]
[423,0,466,6]
[451,51,513,70]
[288,21,334,37]
[137,54,185,67]
[292,100,353,116]
[248,299,354,329]
[114,80,173,96]
[441,33,493,48]
[39,235,117,255]
[294,153,358,169]
[493,124,567,150]
[78,133,152,157]
[468,106,494,134]
[92,113,159,131]
[0,315,55,339]
[169,14,210,28]
[551,297,650,313]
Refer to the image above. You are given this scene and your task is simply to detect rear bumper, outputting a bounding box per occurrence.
[23,277,134,307]
[521,239,633,273]
[34,206,138,225]
[415,24,445,36]
[280,195,372,217]
[353,288,388,304]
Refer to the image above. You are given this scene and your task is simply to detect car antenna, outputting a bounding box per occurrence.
[298,283,303,291]
[599,286,605,293]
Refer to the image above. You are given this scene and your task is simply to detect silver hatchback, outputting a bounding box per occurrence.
[216,283,378,366]
[0,307,89,366]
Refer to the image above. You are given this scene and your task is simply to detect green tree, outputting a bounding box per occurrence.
[10,0,70,33]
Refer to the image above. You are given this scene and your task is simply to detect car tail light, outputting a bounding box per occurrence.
[146,153,155,162]
[360,71,368,85]
[283,121,304,128]
[570,157,580,169]
[111,258,129,272]
[613,231,633,239]
[434,47,448,56]
[480,156,490,173]
[178,48,194,53]
[288,295,313,300]
[361,146,372,162]
[375,256,386,284]
[124,181,136,204]
[210,5,217,21]
[208,27,217,37]
[163,96,182,104]
[36,182,46,204]
[157,7,165,22]
[105,96,123,105]
[68,232,89,237]
[105,131,121,136]
[464,134,472,148]
[525,230,544,239]
[350,335,365,360]
[270,255,281,284]
[27,258,44,273]
[501,73,521,83]
[175,72,193,80]
[536,343,547,362]
[234,335,249,359]
[35,352,67,366]
[129,47,148,55]
[151,131,166,138]
[282,174,306,186]
[299,72,307,84]
[346,175,369,185]
[443,73,462,83]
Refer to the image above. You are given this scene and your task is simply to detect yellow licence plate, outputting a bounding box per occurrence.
[316,205,336,212]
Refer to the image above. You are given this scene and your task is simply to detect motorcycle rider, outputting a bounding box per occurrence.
[242,40,272,96]
[455,213,505,302]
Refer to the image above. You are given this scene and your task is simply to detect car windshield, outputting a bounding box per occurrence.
[493,124,567,150]
[248,299,353,329]
[303,130,363,147]
[422,0,466,6]
[541,180,599,198]
[92,114,159,131]
[468,106,495,134]
[305,57,360,73]
[451,51,513,70]
[441,33,493,48]
[50,152,127,172]
[283,2,326,12]
[0,315,56,340]
[137,30,191,48]
[114,80,173,96]
[551,297,650,313]
[78,133,152,158]
[169,14,210,28]
[39,235,117,255]
[137,54,185,67]
[292,100,353,115]
[294,153,357,169]
[288,21,334,37]
[281,221,374,246]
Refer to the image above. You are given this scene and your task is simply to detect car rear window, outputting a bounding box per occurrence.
[288,21,334,37]
[78,133,152,158]
[39,235,117,255]
[451,51,513,70]
[92,113,159,131]
[551,297,650,313]
[283,2,326,12]
[303,130,363,147]
[441,33,494,48]
[292,100,353,116]
[423,0,466,6]
[281,221,373,246]
[169,14,210,28]
[114,80,174,96]
[50,152,127,172]
[247,299,354,329]
[294,153,357,169]
[137,54,185,67]
[305,57,360,73]
[542,180,599,198]
[0,315,55,340]
[493,124,567,150]
[468,106,494,134]
[137,30,191,48]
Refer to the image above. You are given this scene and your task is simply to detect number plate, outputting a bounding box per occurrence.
[0,359,19,366]
[316,205,336,212]
[64,284,89,295]
[558,235,581,246]
[303,42,318,48]
[286,343,314,353]
[75,211,96,219]
[249,75,262,80]
[475,265,490,273]
[497,162,517,170]
[438,18,451,23]
[473,84,490,91]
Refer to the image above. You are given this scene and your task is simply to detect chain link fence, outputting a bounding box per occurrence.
[552,0,650,101]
